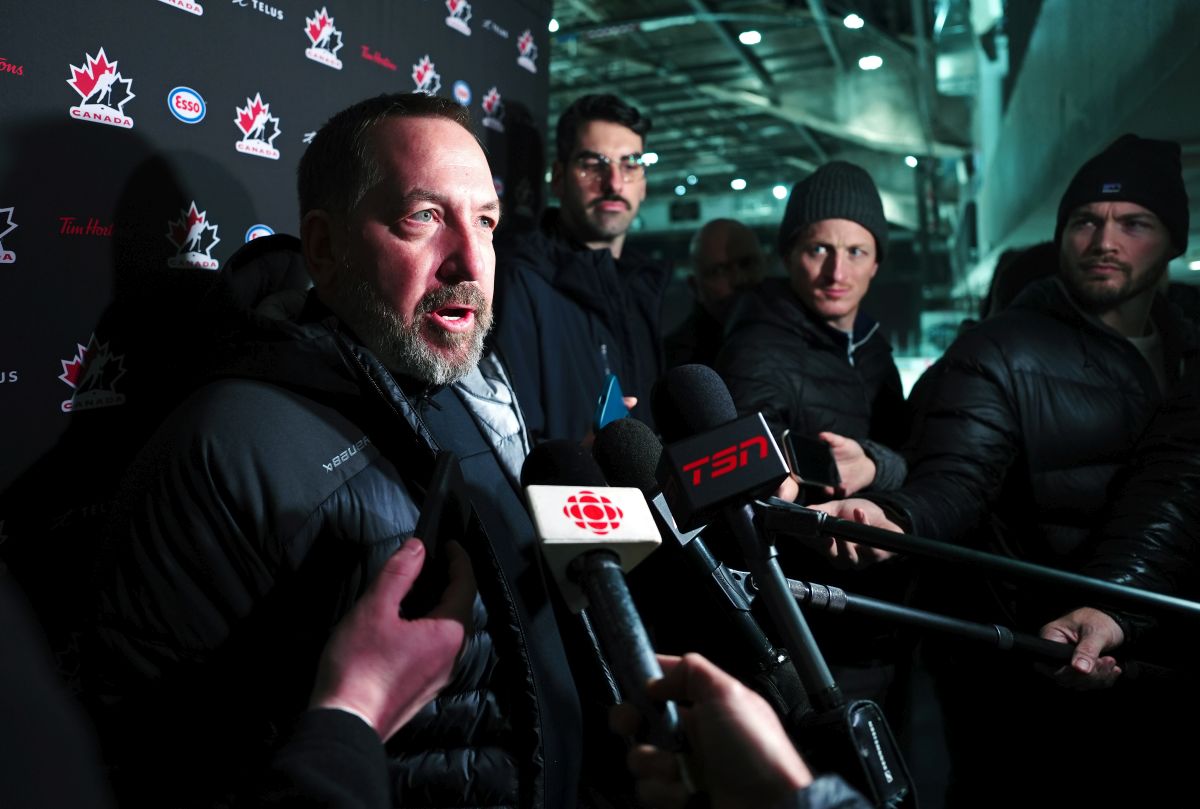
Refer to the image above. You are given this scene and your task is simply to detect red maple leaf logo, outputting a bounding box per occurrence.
[59,344,88,389]
[518,31,533,54]
[236,94,267,135]
[413,56,431,84]
[483,88,500,114]
[67,49,115,99]
[168,202,206,248]
[446,0,462,12]
[307,10,331,43]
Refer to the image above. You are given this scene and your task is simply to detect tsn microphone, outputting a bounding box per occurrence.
[592,417,785,673]
[520,440,684,752]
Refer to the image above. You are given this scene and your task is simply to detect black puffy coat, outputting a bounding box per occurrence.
[714,278,910,491]
[85,284,582,808]
[877,277,1199,626]
[492,210,670,442]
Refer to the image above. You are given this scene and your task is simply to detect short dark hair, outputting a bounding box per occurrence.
[297,93,475,219]
[554,94,651,164]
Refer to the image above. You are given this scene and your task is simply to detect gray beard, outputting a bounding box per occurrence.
[330,271,493,386]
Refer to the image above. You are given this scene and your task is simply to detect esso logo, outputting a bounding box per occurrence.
[167,87,206,124]
[244,224,274,242]
[452,80,471,106]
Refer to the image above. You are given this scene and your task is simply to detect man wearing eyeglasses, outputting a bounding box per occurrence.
[492,94,668,442]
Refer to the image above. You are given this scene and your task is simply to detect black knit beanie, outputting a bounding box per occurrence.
[1055,134,1188,253]
[777,161,889,262]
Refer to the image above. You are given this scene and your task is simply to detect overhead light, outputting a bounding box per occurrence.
[1190,260,1200,271]
[730,178,747,191]
[905,155,918,168]
[686,174,698,185]
[772,184,789,200]
[544,169,552,182]
[738,30,762,45]
[858,54,883,70]
[675,185,687,196]
[642,151,659,166]
[843,13,865,30]
[548,18,559,33]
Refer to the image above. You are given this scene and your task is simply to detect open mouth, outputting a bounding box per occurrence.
[429,304,475,331]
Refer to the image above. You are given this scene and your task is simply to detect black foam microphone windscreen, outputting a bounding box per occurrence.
[651,364,738,442]
[592,418,662,493]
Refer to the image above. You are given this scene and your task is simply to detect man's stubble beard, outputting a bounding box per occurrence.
[1061,254,1167,313]
[331,262,493,386]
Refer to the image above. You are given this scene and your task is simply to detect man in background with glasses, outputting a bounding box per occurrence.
[492,94,669,441]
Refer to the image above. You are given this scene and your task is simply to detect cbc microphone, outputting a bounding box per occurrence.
[520,440,683,749]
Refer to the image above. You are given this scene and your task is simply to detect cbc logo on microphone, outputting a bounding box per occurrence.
[563,491,623,536]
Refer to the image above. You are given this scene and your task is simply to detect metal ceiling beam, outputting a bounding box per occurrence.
[805,0,845,72]
[682,0,776,95]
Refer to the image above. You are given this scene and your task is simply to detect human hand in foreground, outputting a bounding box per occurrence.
[816,431,875,497]
[1039,607,1125,690]
[310,539,477,740]
[802,498,899,569]
[611,653,813,809]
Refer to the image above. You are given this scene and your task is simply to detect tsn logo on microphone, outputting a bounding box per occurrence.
[661,413,789,529]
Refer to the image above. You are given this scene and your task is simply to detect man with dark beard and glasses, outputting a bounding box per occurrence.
[83,94,595,809]
[492,94,669,441]
[812,134,1198,805]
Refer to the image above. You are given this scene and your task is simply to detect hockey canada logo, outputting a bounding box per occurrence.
[59,334,126,413]
[158,0,204,15]
[67,48,135,128]
[481,87,504,132]
[166,201,221,270]
[411,55,441,96]
[0,207,16,264]
[305,7,344,69]
[234,93,281,159]
[444,0,471,36]
[516,29,538,73]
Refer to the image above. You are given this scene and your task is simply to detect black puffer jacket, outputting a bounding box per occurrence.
[714,278,910,491]
[86,264,581,807]
[876,277,1199,626]
[492,210,670,441]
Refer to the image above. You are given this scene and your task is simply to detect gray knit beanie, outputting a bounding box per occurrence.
[777,161,889,262]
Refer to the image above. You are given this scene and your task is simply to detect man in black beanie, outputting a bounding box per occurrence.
[713,161,911,706]
[815,134,1198,804]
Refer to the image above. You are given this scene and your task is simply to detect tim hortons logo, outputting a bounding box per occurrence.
[158,0,204,15]
[234,92,281,159]
[516,29,538,73]
[682,436,770,486]
[59,334,126,413]
[66,47,135,129]
[411,55,441,95]
[444,0,471,36]
[481,87,504,132]
[304,7,344,69]
[0,207,16,263]
[59,216,113,237]
[166,201,221,270]
[0,56,25,76]
[563,491,624,536]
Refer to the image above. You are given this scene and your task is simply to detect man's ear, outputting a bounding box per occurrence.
[301,209,340,289]
[549,161,565,200]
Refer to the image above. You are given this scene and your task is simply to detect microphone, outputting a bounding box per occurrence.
[651,365,842,711]
[520,440,683,751]
[592,417,785,673]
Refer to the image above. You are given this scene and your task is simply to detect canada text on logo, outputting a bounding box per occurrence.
[0,56,25,76]
[166,201,221,270]
[234,93,281,159]
[516,29,538,73]
[158,0,204,15]
[563,490,624,536]
[305,7,344,69]
[411,55,441,95]
[59,334,126,413]
[0,207,16,264]
[681,436,770,486]
[481,86,504,132]
[168,86,206,124]
[67,48,135,128]
[444,0,471,36]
